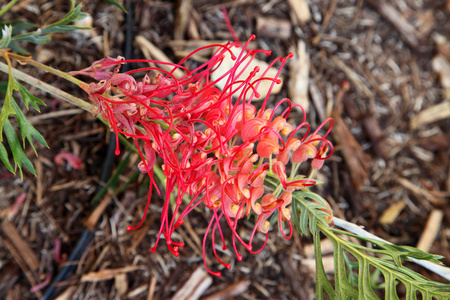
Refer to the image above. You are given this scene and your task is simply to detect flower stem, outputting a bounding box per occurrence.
[6,52,85,87]
[0,61,94,112]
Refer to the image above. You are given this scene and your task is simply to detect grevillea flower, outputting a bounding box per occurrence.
[72,35,334,276]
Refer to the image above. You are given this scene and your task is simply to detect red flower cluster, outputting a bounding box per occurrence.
[72,36,333,276]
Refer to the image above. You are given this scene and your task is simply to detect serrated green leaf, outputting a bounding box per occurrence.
[4,120,36,178]
[10,100,48,155]
[103,0,128,13]
[0,142,14,173]
[0,25,12,49]
[0,66,18,142]
[15,79,46,112]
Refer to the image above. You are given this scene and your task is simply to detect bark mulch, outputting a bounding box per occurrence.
[0,0,449,299]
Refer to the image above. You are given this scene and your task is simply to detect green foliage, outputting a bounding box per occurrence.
[291,200,450,299]
[0,0,88,176]
[16,79,46,112]
[292,190,331,235]
[0,0,89,54]
[0,75,48,178]
[0,141,13,173]
[3,120,36,178]
[10,98,48,155]
[0,25,12,49]
[0,59,17,139]
[103,0,128,13]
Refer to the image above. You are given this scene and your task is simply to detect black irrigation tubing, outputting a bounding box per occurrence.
[42,2,134,299]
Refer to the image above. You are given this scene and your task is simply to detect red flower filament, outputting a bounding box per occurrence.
[72,35,334,276]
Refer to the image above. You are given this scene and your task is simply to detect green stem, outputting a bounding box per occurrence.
[0,61,94,112]
[7,53,84,86]
[0,0,20,18]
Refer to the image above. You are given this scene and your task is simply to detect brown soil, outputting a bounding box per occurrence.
[1,0,449,299]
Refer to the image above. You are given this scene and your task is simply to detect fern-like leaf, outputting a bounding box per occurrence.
[315,224,450,299]
[292,190,330,235]
[3,120,36,178]
[16,78,46,112]
[0,58,47,176]
[10,99,48,155]
[0,56,18,141]
[0,141,13,173]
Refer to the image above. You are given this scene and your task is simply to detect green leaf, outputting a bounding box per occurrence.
[9,3,89,46]
[103,0,128,13]
[292,191,330,235]
[0,142,14,173]
[314,232,336,299]
[334,244,359,298]
[7,41,29,55]
[15,79,46,112]
[0,66,19,142]
[11,33,51,44]
[0,20,36,34]
[10,100,48,155]
[0,81,7,96]
[318,224,450,299]
[40,4,89,35]
[40,25,91,35]
[0,25,12,49]
[4,120,36,178]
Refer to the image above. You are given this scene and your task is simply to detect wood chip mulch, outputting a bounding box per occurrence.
[0,0,449,299]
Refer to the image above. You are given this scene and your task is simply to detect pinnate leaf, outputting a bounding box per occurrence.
[10,99,48,155]
[16,78,46,112]
[0,142,13,173]
[0,64,18,142]
[4,120,36,178]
